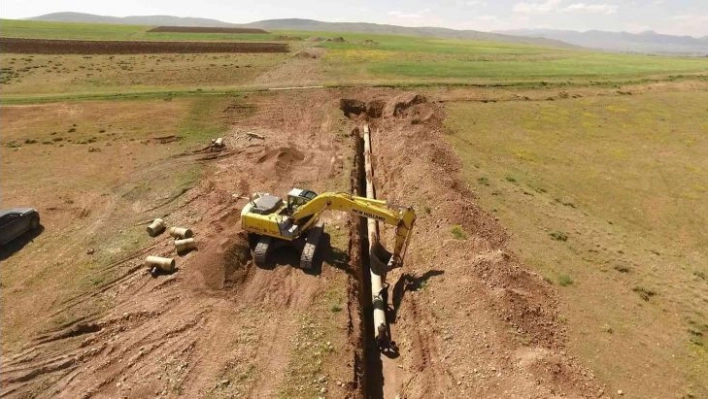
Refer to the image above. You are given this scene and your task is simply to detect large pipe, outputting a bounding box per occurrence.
[145,256,175,273]
[146,218,166,237]
[363,123,390,349]
[174,238,197,254]
[169,226,194,239]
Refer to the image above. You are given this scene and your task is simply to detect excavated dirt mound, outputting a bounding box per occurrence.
[292,48,325,59]
[293,50,316,59]
[339,98,386,119]
[340,95,433,122]
[188,232,251,291]
[256,146,306,178]
[274,35,303,41]
[388,93,430,117]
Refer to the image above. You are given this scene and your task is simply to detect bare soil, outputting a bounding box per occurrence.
[1,89,606,398]
[0,38,288,54]
[252,54,324,88]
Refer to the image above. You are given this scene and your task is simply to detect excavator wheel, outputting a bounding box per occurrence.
[300,223,324,270]
[254,236,272,266]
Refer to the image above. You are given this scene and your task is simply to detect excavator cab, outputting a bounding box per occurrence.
[286,188,318,213]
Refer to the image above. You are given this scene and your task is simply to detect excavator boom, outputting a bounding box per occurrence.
[290,192,416,269]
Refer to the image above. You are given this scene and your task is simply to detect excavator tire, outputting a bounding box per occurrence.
[254,236,272,266]
[300,223,324,270]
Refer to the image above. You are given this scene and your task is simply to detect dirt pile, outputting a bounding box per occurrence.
[292,48,325,59]
[256,146,306,178]
[339,98,385,119]
[188,232,251,291]
[274,35,303,41]
[340,94,438,125]
[389,93,428,116]
[305,36,346,43]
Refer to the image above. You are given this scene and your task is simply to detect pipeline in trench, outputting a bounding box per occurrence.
[347,128,385,399]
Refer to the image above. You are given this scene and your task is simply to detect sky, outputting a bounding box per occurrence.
[2,0,708,37]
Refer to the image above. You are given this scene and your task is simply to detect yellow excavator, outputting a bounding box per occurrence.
[241,188,416,270]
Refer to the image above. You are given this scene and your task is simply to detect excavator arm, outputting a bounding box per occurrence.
[291,192,416,269]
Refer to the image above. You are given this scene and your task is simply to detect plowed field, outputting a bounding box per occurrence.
[0,38,288,54]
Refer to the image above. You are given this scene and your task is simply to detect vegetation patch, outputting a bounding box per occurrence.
[632,286,657,301]
[451,225,467,240]
[558,274,574,287]
[549,231,568,242]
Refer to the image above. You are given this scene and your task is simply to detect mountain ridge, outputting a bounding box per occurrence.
[498,28,708,55]
[30,12,708,54]
[26,13,570,48]
[29,12,238,27]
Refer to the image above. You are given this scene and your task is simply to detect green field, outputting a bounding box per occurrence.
[0,19,297,42]
[445,92,708,397]
[2,19,708,101]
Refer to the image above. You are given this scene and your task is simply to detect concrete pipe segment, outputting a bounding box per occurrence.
[169,226,194,239]
[147,218,166,237]
[145,256,175,272]
[174,238,197,254]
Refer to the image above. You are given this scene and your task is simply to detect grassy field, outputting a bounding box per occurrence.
[0,19,299,42]
[0,52,288,96]
[444,91,708,398]
[316,32,708,85]
[2,19,708,100]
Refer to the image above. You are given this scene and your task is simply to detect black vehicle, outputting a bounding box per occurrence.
[0,208,41,245]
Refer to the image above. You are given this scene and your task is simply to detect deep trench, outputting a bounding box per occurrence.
[349,130,384,399]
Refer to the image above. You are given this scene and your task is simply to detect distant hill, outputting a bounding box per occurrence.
[242,19,571,47]
[28,13,570,48]
[498,28,708,55]
[29,12,237,27]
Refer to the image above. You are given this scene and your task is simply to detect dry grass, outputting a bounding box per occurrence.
[0,53,287,96]
[445,89,708,398]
